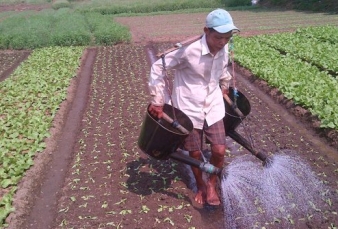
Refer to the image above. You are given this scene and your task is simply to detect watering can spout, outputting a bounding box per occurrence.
[223,88,273,167]
[262,156,273,167]
[169,151,222,175]
[227,130,271,167]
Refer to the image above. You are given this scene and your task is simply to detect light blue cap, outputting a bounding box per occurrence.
[206,9,239,33]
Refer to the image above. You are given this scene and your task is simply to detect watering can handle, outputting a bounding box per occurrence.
[223,94,245,118]
[162,113,190,135]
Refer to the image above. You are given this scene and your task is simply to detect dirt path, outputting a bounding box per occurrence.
[3,9,338,229]
[114,11,338,43]
[0,3,51,13]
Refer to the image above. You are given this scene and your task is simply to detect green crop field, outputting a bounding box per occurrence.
[1,1,338,228]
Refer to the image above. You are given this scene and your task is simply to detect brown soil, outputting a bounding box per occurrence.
[114,11,338,43]
[0,50,30,82]
[1,5,338,229]
[0,3,51,12]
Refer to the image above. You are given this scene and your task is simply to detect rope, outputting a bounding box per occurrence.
[229,37,239,105]
[160,37,211,161]
[228,37,256,152]
[161,54,206,161]
[159,36,202,121]
[161,54,177,120]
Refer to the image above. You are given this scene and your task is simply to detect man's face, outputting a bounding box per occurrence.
[205,28,232,54]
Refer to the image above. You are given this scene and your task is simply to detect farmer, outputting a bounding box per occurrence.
[148,8,239,205]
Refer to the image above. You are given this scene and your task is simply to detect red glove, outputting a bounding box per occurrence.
[148,104,164,119]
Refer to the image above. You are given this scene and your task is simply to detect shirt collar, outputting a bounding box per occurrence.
[201,34,225,58]
[201,34,210,56]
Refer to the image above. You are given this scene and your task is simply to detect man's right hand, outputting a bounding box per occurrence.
[148,104,164,119]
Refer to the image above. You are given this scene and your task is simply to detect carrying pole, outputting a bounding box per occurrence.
[156,35,202,58]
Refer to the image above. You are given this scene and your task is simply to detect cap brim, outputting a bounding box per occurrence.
[213,24,240,33]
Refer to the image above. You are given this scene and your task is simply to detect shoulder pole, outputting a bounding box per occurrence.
[156,35,203,58]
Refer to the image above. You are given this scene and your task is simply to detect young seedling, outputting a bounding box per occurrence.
[139,205,150,213]
[101,201,108,209]
[184,214,193,223]
[119,209,132,215]
[114,198,126,205]
[164,217,174,226]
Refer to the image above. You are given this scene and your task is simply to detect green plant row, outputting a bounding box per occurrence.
[255,28,338,74]
[0,46,85,226]
[261,0,338,13]
[52,0,71,10]
[234,35,338,129]
[0,8,130,49]
[83,11,131,45]
[295,25,338,44]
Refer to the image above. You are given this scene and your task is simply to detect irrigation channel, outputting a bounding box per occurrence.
[144,44,335,228]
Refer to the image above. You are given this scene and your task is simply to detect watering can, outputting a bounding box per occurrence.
[223,88,269,164]
[138,87,270,177]
[137,103,221,174]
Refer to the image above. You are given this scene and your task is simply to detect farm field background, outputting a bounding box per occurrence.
[0,1,338,229]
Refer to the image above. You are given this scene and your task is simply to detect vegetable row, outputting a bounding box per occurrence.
[234,26,338,129]
[0,46,85,226]
[255,27,338,74]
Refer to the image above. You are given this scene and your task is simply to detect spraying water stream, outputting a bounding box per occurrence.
[260,151,326,222]
[219,150,328,229]
[221,155,265,229]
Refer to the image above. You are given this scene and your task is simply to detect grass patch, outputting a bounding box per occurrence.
[0,8,131,49]
[52,0,71,10]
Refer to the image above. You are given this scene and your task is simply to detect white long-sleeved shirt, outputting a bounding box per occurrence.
[149,34,232,129]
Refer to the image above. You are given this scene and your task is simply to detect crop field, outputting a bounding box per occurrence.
[0,2,338,229]
[0,9,130,49]
[235,25,338,130]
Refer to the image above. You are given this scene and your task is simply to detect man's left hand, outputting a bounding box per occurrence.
[222,88,229,95]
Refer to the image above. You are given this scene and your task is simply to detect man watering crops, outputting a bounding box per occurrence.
[148,9,239,206]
